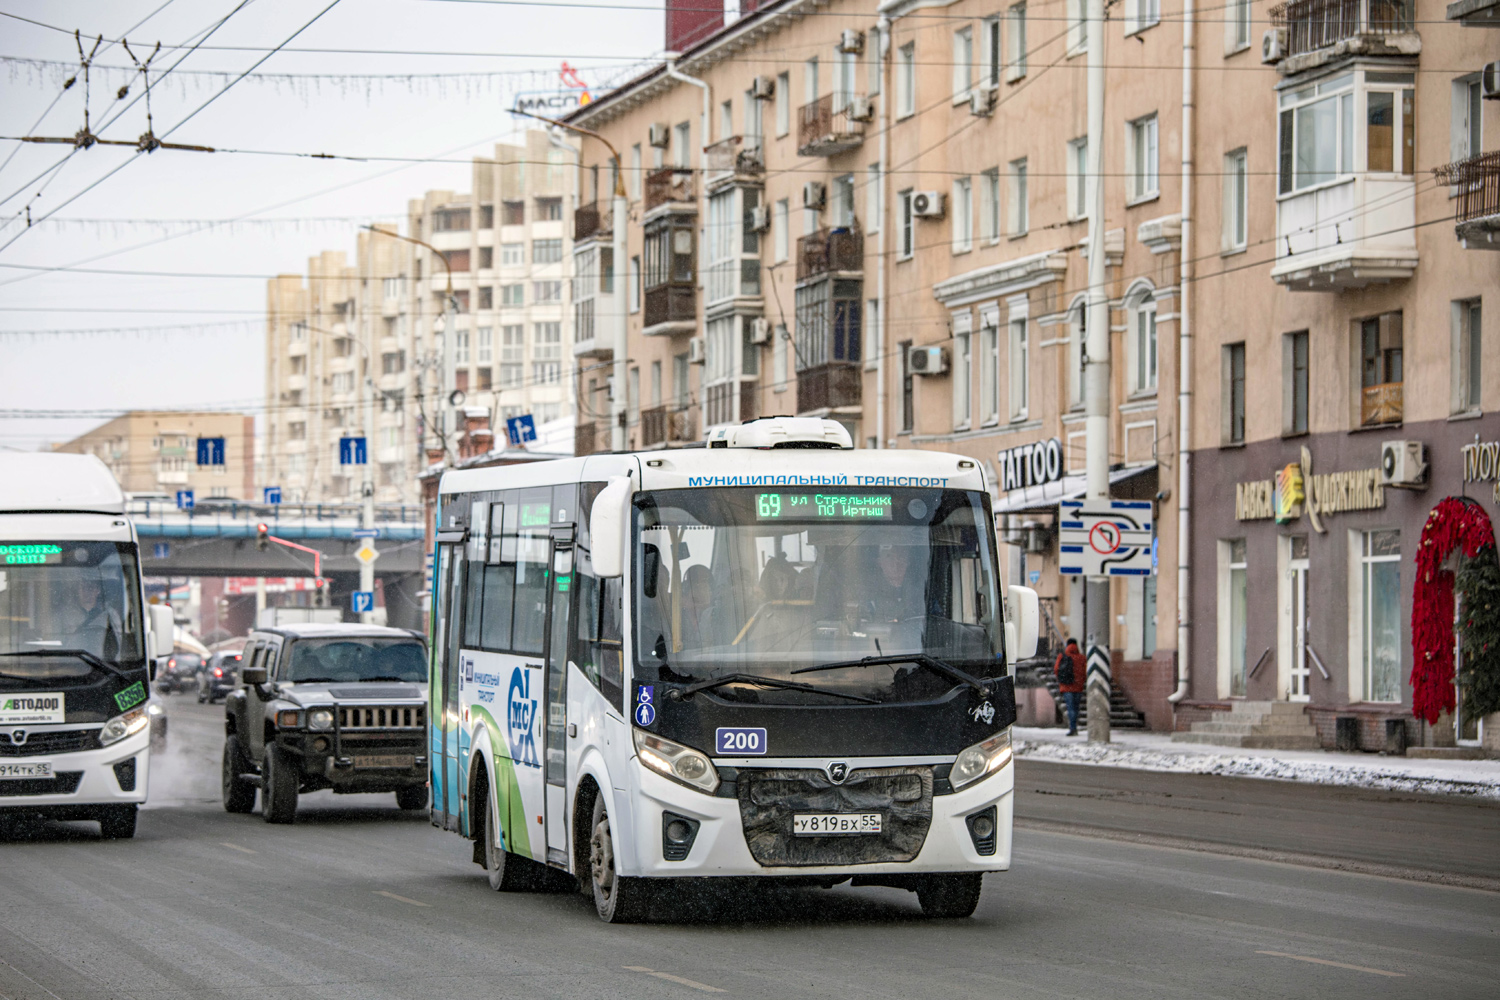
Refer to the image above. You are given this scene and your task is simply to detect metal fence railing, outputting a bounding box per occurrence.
[1269,0,1413,57]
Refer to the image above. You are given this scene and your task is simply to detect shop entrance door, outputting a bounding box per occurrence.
[1289,536,1310,701]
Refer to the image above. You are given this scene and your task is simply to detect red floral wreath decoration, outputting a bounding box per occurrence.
[1411,497,1496,724]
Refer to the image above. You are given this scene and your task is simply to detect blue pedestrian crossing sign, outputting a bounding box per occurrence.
[263,487,282,504]
[339,437,367,465]
[175,490,194,510]
[196,437,225,466]
[350,590,375,614]
[505,414,537,447]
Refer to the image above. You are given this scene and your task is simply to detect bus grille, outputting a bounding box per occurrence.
[337,705,424,730]
[736,766,934,868]
[0,730,102,756]
[0,771,84,796]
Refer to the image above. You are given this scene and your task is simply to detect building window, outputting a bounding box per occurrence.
[674,353,690,409]
[1008,313,1029,420]
[478,286,493,310]
[1366,87,1415,175]
[674,122,691,168]
[836,49,857,113]
[1223,148,1248,251]
[832,173,856,228]
[774,198,790,262]
[1066,0,1087,53]
[1129,289,1157,392]
[1228,0,1251,51]
[1007,159,1028,236]
[500,325,524,388]
[983,16,1002,86]
[1225,342,1246,443]
[536,197,562,221]
[502,200,524,225]
[1284,330,1309,435]
[1452,75,1483,170]
[1454,298,1482,414]
[897,43,916,118]
[1224,538,1248,697]
[775,71,791,136]
[979,168,1001,243]
[1067,137,1088,220]
[533,280,562,303]
[866,163,882,234]
[630,144,642,200]
[433,207,470,232]
[1128,113,1159,202]
[1006,4,1027,80]
[479,204,494,229]
[981,309,1000,424]
[898,189,915,257]
[1360,529,1402,703]
[1358,311,1403,427]
[381,277,404,300]
[1278,75,1354,193]
[455,329,470,365]
[1068,300,1087,407]
[502,243,523,266]
[629,256,641,314]
[900,339,914,431]
[477,367,493,391]
[953,26,974,100]
[477,326,494,365]
[952,176,973,252]
[720,99,733,141]
[445,249,471,273]
[1126,0,1160,35]
[502,283,524,307]
[533,238,563,264]
[953,312,973,429]
[532,322,561,384]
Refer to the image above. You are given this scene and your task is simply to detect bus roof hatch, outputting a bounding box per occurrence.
[706,417,853,450]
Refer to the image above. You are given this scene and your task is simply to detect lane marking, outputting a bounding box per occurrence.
[623,966,727,993]
[220,842,257,855]
[373,890,430,907]
[1256,951,1405,977]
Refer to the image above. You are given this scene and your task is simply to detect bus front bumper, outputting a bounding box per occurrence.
[0,726,149,813]
[627,758,1013,878]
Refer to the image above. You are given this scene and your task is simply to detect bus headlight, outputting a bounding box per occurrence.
[950,729,1012,791]
[307,709,334,731]
[99,707,149,746]
[633,729,719,795]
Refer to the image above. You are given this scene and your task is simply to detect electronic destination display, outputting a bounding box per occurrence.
[755,493,893,520]
[0,543,64,565]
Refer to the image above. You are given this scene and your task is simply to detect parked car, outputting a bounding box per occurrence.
[155,652,202,694]
[197,651,242,704]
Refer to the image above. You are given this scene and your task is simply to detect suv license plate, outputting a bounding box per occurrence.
[0,761,53,779]
[793,812,882,836]
[353,754,413,769]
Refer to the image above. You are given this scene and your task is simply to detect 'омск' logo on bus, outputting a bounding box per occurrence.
[507,667,539,768]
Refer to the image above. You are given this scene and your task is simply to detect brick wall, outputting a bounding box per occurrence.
[1306,706,1417,752]
[1114,653,1177,732]
[1173,700,1231,732]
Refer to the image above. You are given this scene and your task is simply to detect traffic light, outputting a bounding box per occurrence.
[256,523,270,552]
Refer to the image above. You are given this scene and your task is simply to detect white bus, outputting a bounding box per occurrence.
[0,453,174,838]
[428,418,1037,921]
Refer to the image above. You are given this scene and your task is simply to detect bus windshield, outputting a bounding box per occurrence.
[633,488,1004,704]
[0,541,146,680]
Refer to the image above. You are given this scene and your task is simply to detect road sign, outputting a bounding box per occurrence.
[506,414,537,447]
[350,590,375,614]
[196,437,225,466]
[153,543,170,559]
[263,486,282,504]
[355,544,379,565]
[175,490,194,511]
[352,528,380,539]
[339,437,367,465]
[1058,500,1154,577]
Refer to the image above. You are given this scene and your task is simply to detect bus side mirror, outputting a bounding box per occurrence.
[148,604,175,665]
[590,476,633,579]
[1007,585,1039,660]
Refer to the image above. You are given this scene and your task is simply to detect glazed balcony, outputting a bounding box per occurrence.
[1272,176,1417,290]
[797,93,867,157]
[1434,152,1500,250]
[796,225,863,282]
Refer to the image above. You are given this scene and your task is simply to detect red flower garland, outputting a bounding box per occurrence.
[1411,498,1496,724]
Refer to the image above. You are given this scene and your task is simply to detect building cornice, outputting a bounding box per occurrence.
[932,249,1070,308]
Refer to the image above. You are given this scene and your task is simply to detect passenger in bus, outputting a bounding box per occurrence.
[758,552,799,602]
[680,564,721,648]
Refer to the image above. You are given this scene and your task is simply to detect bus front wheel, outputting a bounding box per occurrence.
[915,873,983,918]
[589,795,652,923]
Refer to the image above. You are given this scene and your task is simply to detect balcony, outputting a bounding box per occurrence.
[1361,382,1403,426]
[1268,0,1418,72]
[644,285,697,336]
[574,201,611,244]
[704,136,765,188]
[645,168,696,214]
[798,94,867,157]
[640,406,697,447]
[1272,176,1417,290]
[796,363,861,415]
[575,422,607,457]
[1446,0,1500,25]
[1434,152,1500,250]
[796,225,863,283]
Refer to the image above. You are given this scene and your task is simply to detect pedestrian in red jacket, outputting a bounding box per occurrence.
[1055,638,1086,736]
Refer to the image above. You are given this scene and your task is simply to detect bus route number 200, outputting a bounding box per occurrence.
[715,727,768,755]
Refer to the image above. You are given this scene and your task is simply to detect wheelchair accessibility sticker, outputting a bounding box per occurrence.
[633,685,656,726]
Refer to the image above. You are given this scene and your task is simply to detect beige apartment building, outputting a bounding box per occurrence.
[54,411,256,499]
[567,0,1497,738]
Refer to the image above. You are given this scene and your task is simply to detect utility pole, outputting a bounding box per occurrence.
[359,292,376,625]
[1084,0,1112,743]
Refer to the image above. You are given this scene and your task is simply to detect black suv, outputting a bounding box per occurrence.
[221,624,429,824]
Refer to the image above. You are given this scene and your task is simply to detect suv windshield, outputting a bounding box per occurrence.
[633,488,1003,704]
[283,638,426,683]
[0,541,145,681]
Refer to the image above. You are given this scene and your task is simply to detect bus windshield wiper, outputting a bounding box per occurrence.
[678,672,879,705]
[0,669,52,687]
[0,649,133,682]
[791,654,989,694]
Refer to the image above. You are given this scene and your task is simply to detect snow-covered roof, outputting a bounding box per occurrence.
[0,452,126,515]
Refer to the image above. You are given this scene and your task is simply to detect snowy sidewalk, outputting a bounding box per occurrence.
[1013,725,1500,800]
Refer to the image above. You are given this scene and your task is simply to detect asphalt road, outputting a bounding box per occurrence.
[0,698,1495,1000]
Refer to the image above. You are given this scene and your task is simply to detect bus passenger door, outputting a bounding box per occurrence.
[435,542,464,832]
[543,527,575,862]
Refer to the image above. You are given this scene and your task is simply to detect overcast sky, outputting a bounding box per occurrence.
[0,0,664,452]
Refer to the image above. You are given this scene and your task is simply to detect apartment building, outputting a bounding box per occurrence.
[53,411,256,499]
[567,0,1497,740]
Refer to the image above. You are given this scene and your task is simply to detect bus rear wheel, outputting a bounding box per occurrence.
[588,795,652,923]
[481,792,541,891]
[915,873,983,918]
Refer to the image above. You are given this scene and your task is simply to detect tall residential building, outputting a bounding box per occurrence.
[565,0,1497,742]
[52,411,255,499]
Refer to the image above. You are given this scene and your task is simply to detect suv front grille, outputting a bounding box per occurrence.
[337,705,424,730]
[0,729,102,757]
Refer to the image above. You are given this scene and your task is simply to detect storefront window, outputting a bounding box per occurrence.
[1361,529,1401,702]
[1229,538,1247,697]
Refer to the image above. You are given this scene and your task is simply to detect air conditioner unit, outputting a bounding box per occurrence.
[750,75,776,100]
[1482,61,1500,100]
[968,87,996,117]
[1261,28,1286,65]
[648,123,670,148]
[907,344,949,375]
[803,180,827,209]
[1023,522,1052,554]
[845,95,874,122]
[749,318,771,344]
[749,205,771,232]
[687,336,706,364]
[911,190,945,218]
[1380,440,1428,489]
[838,29,865,54]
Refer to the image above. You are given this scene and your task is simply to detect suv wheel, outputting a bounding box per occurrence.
[261,744,298,824]
[588,794,653,923]
[915,873,983,918]
[98,804,137,840]
[222,735,256,813]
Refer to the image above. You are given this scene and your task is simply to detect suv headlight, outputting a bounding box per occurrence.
[950,728,1012,791]
[308,709,334,731]
[99,707,149,746]
[633,729,719,794]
